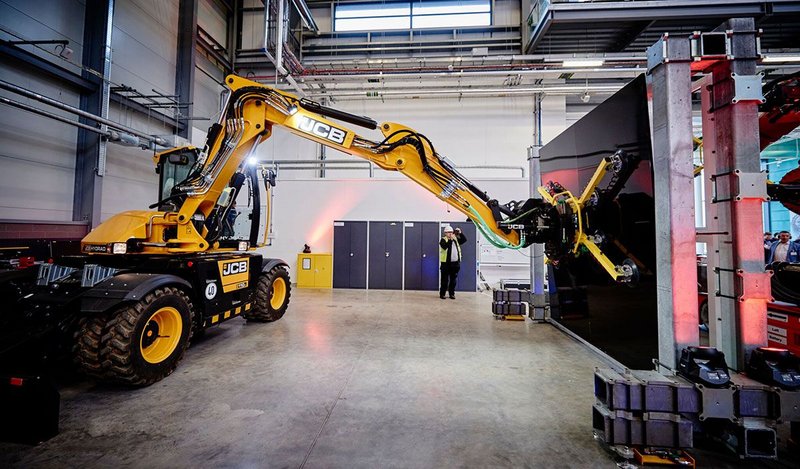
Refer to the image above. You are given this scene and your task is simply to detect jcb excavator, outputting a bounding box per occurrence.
[2,75,640,386]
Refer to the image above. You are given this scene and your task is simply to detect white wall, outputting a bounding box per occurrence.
[262,177,530,287]
[0,0,85,221]
[256,94,537,180]
[257,93,568,288]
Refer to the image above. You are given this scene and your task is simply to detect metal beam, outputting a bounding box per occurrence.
[73,0,114,228]
[647,33,699,370]
[704,18,770,369]
[0,43,96,93]
[175,0,198,139]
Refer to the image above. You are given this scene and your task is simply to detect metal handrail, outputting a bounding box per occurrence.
[259,159,526,178]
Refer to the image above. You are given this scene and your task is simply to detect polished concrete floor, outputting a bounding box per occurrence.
[2,289,622,468]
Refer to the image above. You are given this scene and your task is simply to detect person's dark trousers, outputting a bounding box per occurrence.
[440,261,460,298]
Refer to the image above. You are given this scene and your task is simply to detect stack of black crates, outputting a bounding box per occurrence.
[492,289,528,320]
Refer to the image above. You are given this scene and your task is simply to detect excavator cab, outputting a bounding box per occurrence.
[154,146,199,207]
[153,145,273,251]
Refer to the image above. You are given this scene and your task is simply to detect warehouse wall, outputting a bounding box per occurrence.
[263,177,531,287]
[101,0,180,220]
[0,0,85,221]
[260,94,567,286]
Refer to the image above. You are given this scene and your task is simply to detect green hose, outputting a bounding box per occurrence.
[467,205,527,250]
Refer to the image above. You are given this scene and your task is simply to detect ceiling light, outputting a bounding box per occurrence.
[762,56,800,63]
[562,59,604,68]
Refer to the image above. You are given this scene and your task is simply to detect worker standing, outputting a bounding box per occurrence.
[439,225,467,300]
[767,230,800,264]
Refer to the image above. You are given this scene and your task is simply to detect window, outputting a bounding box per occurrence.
[334,0,491,32]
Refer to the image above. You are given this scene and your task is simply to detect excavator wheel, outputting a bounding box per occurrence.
[244,266,291,323]
[99,287,194,386]
[74,313,111,380]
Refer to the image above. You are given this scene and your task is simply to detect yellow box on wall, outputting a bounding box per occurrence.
[296,253,332,288]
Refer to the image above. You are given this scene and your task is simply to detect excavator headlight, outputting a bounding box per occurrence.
[112,243,127,254]
[238,241,249,251]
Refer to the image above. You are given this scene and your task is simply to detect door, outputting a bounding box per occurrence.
[404,222,439,291]
[368,221,403,290]
[333,221,367,289]
[448,221,478,292]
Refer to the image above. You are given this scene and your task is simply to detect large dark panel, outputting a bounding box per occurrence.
[368,222,402,290]
[368,222,386,289]
[333,222,350,288]
[449,222,478,292]
[349,222,368,288]
[421,222,440,290]
[385,222,403,289]
[540,75,657,369]
[404,222,440,291]
[404,223,423,290]
[333,221,367,289]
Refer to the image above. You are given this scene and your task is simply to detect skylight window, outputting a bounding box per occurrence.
[334,0,491,32]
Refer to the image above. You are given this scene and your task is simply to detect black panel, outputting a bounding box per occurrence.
[349,222,368,289]
[539,75,656,369]
[333,222,350,288]
[368,222,386,289]
[385,222,403,290]
[404,223,422,290]
[449,222,478,292]
[421,222,440,290]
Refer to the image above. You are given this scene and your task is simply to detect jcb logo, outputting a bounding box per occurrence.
[297,116,347,145]
[222,260,248,276]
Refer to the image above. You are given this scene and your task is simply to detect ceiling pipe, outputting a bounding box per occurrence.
[262,0,306,96]
[250,66,645,82]
[0,96,112,137]
[302,53,648,68]
[304,84,624,99]
[0,79,168,147]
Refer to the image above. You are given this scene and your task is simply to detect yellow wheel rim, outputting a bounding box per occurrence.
[140,306,183,364]
[270,277,287,310]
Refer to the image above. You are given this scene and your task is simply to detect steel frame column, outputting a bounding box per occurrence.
[703,19,769,369]
[176,0,198,139]
[528,145,546,321]
[647,34,699,369]
[73,0,113,227]
[697,75,733,357]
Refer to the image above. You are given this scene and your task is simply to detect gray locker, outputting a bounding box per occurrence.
[368,221,403,290]
[404,222,439,290]
[333,221,367,289]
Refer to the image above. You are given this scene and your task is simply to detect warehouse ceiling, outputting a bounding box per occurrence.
[233,0,800,99]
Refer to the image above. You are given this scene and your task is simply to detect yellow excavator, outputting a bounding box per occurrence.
[5,75,639,386]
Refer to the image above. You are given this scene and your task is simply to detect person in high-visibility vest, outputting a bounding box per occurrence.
[439,225,467,299]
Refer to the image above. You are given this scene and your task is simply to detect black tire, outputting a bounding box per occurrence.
[100,287,194,386]
[244,266,291,323]
[74,313,110,380]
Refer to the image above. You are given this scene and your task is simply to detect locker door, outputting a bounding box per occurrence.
[368,222,386,289]
[420,222,440,290]
[449,221,477,292]
[404,223,422,290]
[384,222,403,290]
[349,222,368,289]
[333,222,350,288]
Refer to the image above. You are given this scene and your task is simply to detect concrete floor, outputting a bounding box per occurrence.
[4,289,799,468]
[2,289,621,468]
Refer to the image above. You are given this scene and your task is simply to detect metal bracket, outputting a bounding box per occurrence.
[732,73,765,104]
[710,170,768,203]
[696,383,736,421]
[736,269,773,303]
[646,33,691,74]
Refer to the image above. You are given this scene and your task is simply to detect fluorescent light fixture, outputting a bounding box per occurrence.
[762,55,800,63]
[562,59,604,67]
